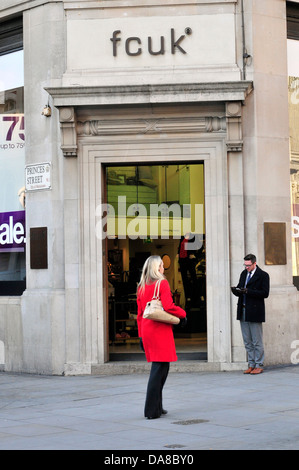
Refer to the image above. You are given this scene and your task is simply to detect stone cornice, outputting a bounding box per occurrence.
[0,0,236,18]
[46,81,253,107]
[0,0,61,19]
[64,0,237,10]
[51,83,251,157]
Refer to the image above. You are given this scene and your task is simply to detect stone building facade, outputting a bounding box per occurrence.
[0,0,298,375]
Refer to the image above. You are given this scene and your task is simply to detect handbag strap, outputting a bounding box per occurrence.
[152,279,162,300]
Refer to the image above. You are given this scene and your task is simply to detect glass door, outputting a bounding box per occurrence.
[104,163,207,360]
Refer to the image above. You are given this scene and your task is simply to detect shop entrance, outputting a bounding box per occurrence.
[105,163,207,361]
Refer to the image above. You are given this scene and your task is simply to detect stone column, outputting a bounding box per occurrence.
[226,101,247,363]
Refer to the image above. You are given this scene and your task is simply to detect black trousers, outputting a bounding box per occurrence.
[144,362,170,418]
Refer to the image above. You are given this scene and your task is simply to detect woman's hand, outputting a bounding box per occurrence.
[139,338,145,352]
[180,317,187,328]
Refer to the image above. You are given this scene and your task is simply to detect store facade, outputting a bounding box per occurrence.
[0,0,298,375]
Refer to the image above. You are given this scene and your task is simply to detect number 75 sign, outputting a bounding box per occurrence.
[0,114,25,149]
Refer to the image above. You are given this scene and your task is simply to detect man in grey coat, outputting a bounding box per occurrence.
[231,254,270,375]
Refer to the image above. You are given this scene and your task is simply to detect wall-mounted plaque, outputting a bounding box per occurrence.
[25,163,51,191]
[30,227,48,269]
[264,222,287,265]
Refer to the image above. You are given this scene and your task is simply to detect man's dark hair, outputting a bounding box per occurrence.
[244,254,256,263]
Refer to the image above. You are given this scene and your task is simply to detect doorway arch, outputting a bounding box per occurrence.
[72,104,232,369]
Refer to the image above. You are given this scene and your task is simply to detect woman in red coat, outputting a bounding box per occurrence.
[137,255,187,419]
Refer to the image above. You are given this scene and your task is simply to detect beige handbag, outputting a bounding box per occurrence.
[143,280,180,325]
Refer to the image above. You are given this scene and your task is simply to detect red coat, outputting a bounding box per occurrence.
[137,279,186,362]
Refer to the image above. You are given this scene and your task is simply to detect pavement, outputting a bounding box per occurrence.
[0,364,299,451]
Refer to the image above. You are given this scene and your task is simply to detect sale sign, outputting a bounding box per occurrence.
[0,210,26,252]
[293,204,299,241]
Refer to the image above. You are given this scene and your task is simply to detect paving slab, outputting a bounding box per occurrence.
[0,365,299,451]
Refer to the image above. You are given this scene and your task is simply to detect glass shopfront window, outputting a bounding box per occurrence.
[0,49,25,295]
[287,2,299,289]
[288,67,299,287]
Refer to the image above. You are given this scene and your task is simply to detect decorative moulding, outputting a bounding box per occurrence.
[77,116,227,136]
[59,106,77,157]
[46,82,253,156]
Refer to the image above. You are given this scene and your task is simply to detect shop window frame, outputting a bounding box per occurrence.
[0,16,23,56]
[287,2,299,40]
[287,1,299,290]
[0,16,25,296]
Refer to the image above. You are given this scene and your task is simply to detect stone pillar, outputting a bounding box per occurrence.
[20,2,66,374]
[226,101,247,363]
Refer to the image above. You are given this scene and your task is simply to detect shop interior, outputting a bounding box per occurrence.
[106,163,207,360]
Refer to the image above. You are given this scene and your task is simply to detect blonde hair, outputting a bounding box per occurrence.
[137,255,165,293]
